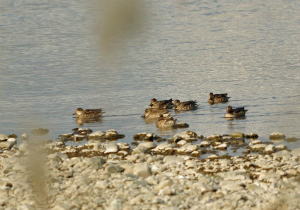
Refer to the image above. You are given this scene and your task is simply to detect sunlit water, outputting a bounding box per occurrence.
[1,0,300,156]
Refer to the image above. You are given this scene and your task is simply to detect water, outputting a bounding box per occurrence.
[1,0,300,154]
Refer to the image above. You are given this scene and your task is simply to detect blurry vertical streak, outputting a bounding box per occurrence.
[90,0,146,55]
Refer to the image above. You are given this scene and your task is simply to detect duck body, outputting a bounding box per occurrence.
[208,92,230,104]
[149,98,174,109]
[142,108,171,119]
[225,106,248,118]
[73,108,105,118]
[156,115,177,128]
[173,99,199,111]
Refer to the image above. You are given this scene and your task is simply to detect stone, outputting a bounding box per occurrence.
[0,134,8,141]
[269,132,286,140]
[177,140,187,146]
[173,131,197,141]
[31,127,49,136]
[155,179,173,191]
[215,143,227,150]
[139,142,156,149]
[275,144,287,150]
[230,132,244,139]
[105,164,124,173]
[251,143,267,151]
[104,129,119,139]
[291,148,300,156]
[133,164,152,178]
[132,145,149,154]
[88,131,105,138]
[104,143,119,154]
[163,156,184,164]
[0,142,15,150]
[285,137,299,142]
[264,144,275,153]
[245,133,259,139]
[200,141,210,147]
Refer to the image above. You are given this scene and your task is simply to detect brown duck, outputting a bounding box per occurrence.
[208,92,230,104]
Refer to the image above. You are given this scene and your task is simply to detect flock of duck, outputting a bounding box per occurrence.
[73,92,248,128]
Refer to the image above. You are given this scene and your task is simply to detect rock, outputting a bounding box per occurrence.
[105,164,124,173]
[0,142,15,150]
[220,181,244,191]
[139,142,156,149]
[264,144,275,153]
[206,135,222,141]
[249,140,262,145]
[156,142,174,150]
[132,145,149,154]
[88,131,105,138]
[104,143,119,154]
[291,148,300,156]
[163,156,184,164]
[230,132,244,139]
[269,132,286,140]
[200,141,210,147]
[273,150,292,159]
[250,143,267,151]
[285,169,298,176]
[7,138,17,143]
[215,143,227,150]
[21,133,28,141]
[245,133,259,139]
[206,154,219,160]
[177,140,187,146]
[155,179,173,191]
[275,144,287,150]
[173,131,197,141]
[31,127,49,136]
[0,134,8,141]
[133,164,152,178]
[104,129,119,139]
[285,137,299,142]
[218,171,250,181]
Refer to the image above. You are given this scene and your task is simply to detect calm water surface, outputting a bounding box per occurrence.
[1,0,300,155]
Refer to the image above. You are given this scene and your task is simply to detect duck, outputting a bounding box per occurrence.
[173,99,199,111]
[142,108,171,119]
[225,106,248,118]
[73,108,105,118]
[208,92,230,104]
[149,98,174,109]
[156,115,177,128]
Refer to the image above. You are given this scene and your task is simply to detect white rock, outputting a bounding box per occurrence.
[7,138,17,143]
[104,143,119,154]
[88,131,105,137]
[0,134,8,141]
[200,141,211,147]
[249,140,262,146]
[177,140,187,146]
[139,142,156,149]
[216,143,227,150]
[264,144,275,153]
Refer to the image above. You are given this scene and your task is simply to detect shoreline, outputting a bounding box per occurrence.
[0,130,300,209]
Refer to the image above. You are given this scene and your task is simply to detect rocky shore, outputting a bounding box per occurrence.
[0,130,300,210]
